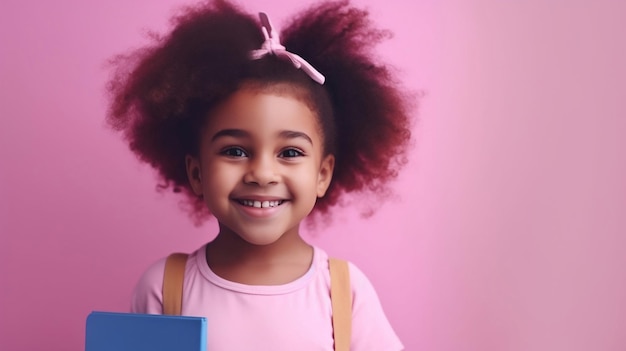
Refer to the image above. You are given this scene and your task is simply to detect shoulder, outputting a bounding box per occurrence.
[130,247,202,314]
[349,261,404,350]
[317,249,403,351]
[315,248,380,300]
[346,261,375,294]
[332,258,385,312]
[130,256,168,314]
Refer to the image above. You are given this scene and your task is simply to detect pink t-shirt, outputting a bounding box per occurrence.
[131,245,403,350]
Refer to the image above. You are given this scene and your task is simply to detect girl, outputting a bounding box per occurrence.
[106,0,412,349]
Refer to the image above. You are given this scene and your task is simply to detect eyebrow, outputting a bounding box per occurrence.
[211,129,249,141]
[211,129,313,145]
[278,130,313,145]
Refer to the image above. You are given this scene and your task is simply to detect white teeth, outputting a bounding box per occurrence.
[240,200,283,208]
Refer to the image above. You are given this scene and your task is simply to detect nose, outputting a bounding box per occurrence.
[243,154,279,186]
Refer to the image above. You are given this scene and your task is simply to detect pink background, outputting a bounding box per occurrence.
[1,0,625,350]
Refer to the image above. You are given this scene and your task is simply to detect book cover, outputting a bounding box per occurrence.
[86,311,207,351]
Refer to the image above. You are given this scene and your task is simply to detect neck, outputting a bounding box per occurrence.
[208,223,311,266]
[205,224,314,285]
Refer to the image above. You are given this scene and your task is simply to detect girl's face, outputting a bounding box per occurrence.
[186,85,335,245]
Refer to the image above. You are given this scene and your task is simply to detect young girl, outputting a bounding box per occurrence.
[106,0,412,349]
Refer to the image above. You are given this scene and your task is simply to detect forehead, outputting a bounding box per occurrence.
[203,86,321,142]
[238,81,321,117]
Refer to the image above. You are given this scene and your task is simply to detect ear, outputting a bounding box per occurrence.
[316,154,335,198]
[185,154,203,196]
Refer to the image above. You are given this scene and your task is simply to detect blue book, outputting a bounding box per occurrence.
[86,311,207,351]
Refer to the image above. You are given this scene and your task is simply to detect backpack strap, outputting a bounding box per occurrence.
[162,253,188,315]
[162,253,353,351]
[329,258,352,351]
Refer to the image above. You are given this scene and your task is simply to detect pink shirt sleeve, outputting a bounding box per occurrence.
[130,257,166,314]
[349,262,404,351]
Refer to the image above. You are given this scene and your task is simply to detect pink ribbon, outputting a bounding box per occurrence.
[250,13,326,85]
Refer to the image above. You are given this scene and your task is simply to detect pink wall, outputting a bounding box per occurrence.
[1,0,625,350]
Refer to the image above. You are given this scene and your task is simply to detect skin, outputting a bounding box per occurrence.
[185,84,335,285]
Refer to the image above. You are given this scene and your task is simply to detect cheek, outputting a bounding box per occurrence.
[298,164,324,191]
[202,161,239,190]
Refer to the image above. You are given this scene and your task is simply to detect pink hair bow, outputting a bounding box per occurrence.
[250,13,326,85]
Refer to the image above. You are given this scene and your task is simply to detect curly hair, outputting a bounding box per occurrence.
[106,0,414,224]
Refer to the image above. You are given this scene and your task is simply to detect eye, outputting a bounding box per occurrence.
[279,148,304,158]
[221,147,248,158]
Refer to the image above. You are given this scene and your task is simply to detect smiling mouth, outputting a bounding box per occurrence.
[237,200,285,208]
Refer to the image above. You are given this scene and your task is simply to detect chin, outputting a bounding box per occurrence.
[232,225,288,246]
